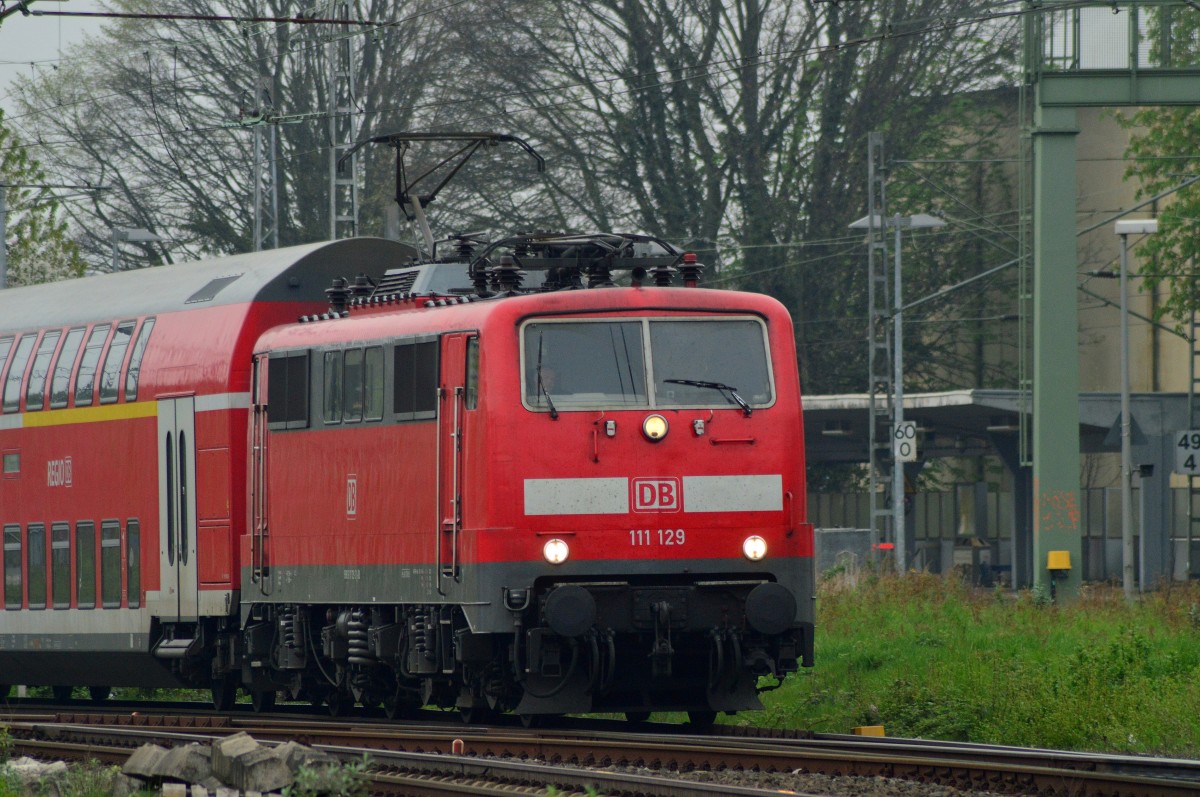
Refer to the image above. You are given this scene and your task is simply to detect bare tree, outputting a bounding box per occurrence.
[8,0,448,266]
[439,0,1020,392]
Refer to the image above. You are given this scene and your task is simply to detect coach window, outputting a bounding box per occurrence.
[75,324,112,407]
[343,348,364,423]
[101,520,120,608]
[27,523,45,610]
[99,320,135,404]
[3,335,37,414]
[76,521,95,610]
[51,522,70,609]
[465,338,479,410]
[124,318,155,402]
[50,328,85,409]
[322,351,343,424]
[0,336,13,393]
[394,340,438,421]
[126,519,140,609]
[99,520,119,607]
[3,525,20,610]
[25,330,63,412]
[364,346,384,421]
[267,351,310,430]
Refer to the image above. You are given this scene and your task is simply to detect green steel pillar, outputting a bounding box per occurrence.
[1032,102,1081,599]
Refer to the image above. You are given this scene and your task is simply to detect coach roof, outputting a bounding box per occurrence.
[0,238,418,334]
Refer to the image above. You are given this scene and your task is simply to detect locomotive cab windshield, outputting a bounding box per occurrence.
[521,316,774,412]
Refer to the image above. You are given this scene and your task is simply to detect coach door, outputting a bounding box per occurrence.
[437,333,472,591]
[157,396,199,621]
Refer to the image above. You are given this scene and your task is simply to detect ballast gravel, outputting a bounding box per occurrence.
[603,764,1016,796]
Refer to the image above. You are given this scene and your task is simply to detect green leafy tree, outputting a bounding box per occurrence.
[1118,5,1200,326]
[1120,107,1200,326]
[0,111,85,286]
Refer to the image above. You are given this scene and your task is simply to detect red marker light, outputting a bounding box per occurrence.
[875,543,895,550]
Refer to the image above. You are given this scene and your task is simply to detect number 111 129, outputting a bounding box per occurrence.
[630,528,686,546]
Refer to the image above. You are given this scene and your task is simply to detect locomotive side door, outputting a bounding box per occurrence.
[436,332,472,591]
[155,396,199,622]
[250,354,270,593]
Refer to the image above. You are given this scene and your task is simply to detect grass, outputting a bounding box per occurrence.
[753,568,1200,757]
[0,761,137,797]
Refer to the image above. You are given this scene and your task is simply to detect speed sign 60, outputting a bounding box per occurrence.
[894,421,918,463]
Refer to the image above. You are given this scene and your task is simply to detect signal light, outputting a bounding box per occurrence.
[742,535,767,561]
[543,538,570,565]
[642,414,668,441]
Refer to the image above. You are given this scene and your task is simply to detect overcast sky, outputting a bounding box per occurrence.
[1,1,104,117]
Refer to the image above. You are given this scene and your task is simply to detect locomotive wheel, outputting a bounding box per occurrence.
[687,710,717,728]
[211,676,237,712]
[624,711,651,723]
[52,686,74,702]
[88,686,112,703]
[458,704,495,724]
[384,691,417,721]
[250,689,276,713]
[326,689,347,717]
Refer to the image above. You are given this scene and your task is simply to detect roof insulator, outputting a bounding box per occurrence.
[679,253,705,287]
[424,301,435,308]
[587,258,615,288]
[495,254,527,293]
[325,277,350,314]
[351,272,375,298]
[473,261,492,298]
[651,261,677,287]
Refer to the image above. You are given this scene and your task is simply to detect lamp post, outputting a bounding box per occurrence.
[110,227,164,272]
[850,212,947,573]
[1114,218,1157,600]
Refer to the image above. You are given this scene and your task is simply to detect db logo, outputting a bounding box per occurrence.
[346,475,358,518]
[633,477,681,512]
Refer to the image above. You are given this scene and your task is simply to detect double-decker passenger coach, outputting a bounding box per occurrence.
[0,231,813,724]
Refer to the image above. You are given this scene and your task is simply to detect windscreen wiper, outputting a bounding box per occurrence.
[664,379,752,417]
[536,338,559,420]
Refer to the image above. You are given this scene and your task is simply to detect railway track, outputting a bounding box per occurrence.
[3,702,1198,796]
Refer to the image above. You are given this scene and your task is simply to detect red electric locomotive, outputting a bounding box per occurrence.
[0,232,813,723]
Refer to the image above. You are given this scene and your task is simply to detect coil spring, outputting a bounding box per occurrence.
[347,609,371,665]
[411,610,429,653]
[292,610,306,652]
[279,606,295,649]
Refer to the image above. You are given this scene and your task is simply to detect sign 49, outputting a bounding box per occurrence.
[1175,431,1200,475]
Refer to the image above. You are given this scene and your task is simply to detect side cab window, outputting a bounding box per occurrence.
[267,351,310,430]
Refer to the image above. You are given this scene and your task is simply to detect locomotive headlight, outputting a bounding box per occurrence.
[543,538,570,565]
[742,535,768,561]
[642,414,669,441]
